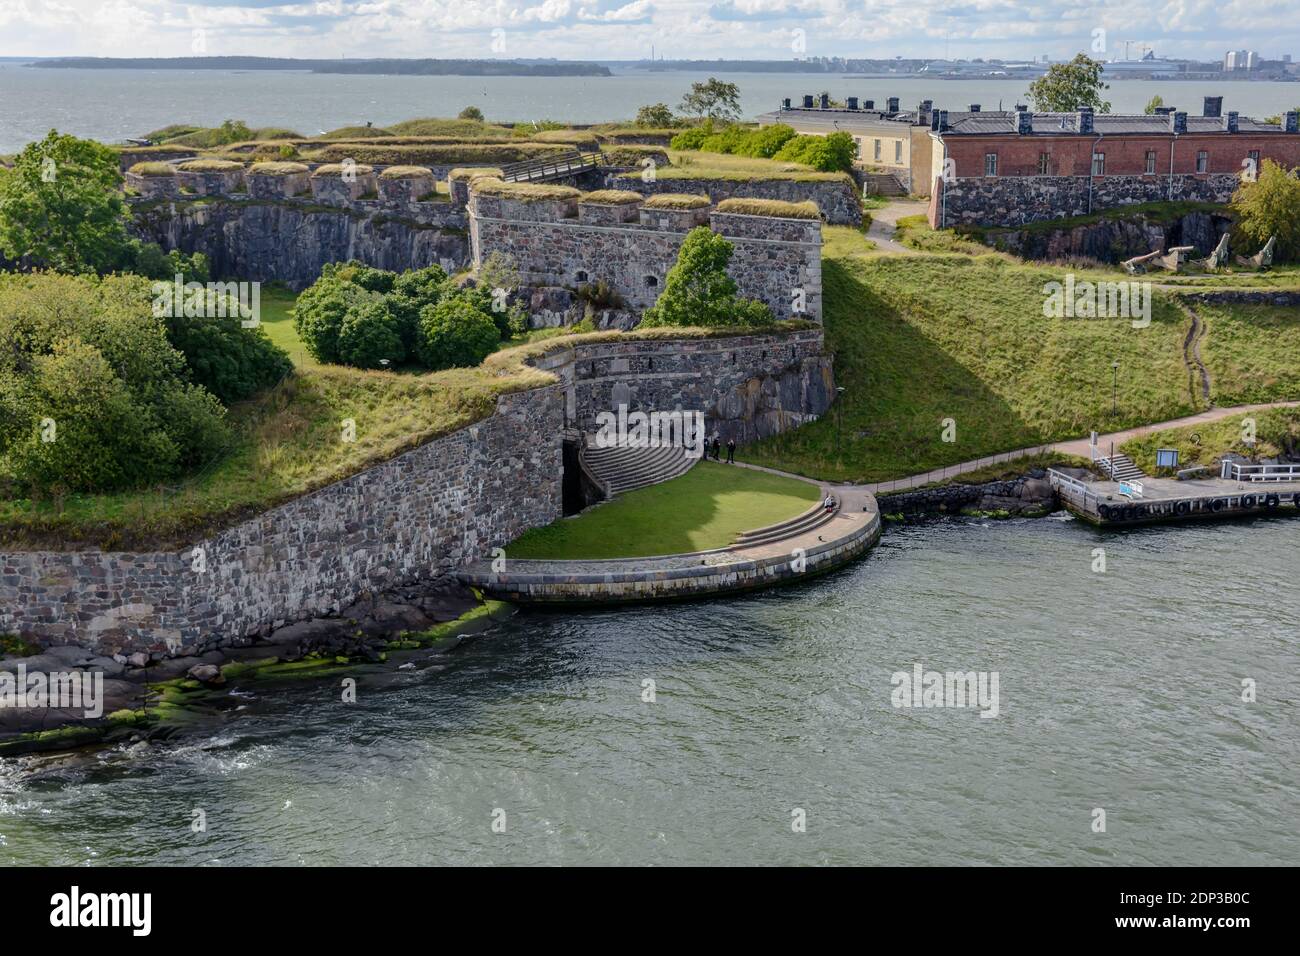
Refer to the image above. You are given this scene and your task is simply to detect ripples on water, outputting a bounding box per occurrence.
[2,515,1297,866]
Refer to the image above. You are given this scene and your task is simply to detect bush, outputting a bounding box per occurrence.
[640,227,774,329]
[773,131,856,172]
[292,276,378,364]
[163,309,292,404]
[670,124,714,150]
[0,272,232,494]
[415,297,502,370]
[1231,159,1300,263]
[636,104,677,128]
[337,300,407,369]
[458,106,485,121]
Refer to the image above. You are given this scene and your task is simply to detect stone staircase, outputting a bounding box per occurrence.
[582,440,698,495]
[862,172,907,197]
[1095,453,1146,482]
[731,499,838,548]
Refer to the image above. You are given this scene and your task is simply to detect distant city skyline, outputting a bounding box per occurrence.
[1,1,1297,64]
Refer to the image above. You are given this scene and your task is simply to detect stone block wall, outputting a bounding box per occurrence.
[126,173,182,200]
[178,168,246,196]
[469,191,822,322]
[610,174,862,225]
[0,388,564,654]
[934,173,1242,227]
[532,329,834,444]
[378,173,437,204]
[311,172,379,204]
[246,171,311,200]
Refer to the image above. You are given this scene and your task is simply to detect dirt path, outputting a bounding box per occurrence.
[1179,302,1213,405]
[865,199,927,253]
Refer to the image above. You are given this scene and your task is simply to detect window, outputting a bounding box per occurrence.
[1091,151,1105,176]
[1144,150,1157,175]
[1037,152,1051,175]
[853,137,862,158]
[575,270,588,283]
[644,275,658,288]
[1196,150,1208,173]
[894,140,902,163]
[873,139,882,161]
[1248,149,1261,167]
[984,153,998,177]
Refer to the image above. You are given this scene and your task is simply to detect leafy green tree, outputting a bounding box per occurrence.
[1232,159,1300,262]
[1143,95,1165,115]
[640,227,773,328]
[163,310,291,404]
[1025,54,1111,113]
[0,131,132,274]
[337,300,407,369]
[218,119,253,144]
[458,106,485,122]
[292,276,378,364]
[415,297,501,370]
[773,131,857,172]
[680,78,742,122]
[635,103,677,128]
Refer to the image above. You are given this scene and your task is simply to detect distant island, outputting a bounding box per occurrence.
[28,56,611,77]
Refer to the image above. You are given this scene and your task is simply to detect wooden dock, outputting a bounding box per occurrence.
[1048,469,1300,526]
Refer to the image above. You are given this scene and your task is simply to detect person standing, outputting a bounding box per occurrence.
[726,438,735,464]
[711,434,721,460]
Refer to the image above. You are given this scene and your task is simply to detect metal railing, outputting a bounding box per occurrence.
[1047,468,1100,511]
[1220,461,1300,482]
[500,150,603,183]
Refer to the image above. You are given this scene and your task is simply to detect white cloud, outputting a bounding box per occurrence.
[0,0,1295,59]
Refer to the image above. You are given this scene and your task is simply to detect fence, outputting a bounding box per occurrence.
[1220,461,1300,482]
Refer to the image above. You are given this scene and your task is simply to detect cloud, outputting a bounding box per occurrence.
[707,0,822,22]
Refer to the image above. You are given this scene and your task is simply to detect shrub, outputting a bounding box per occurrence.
[458,106,486,121]
[337,300,407,369]
[640,227,774,329]
[416,297,502,370]
[292,276,378,364]
[773,132,856,172]
[635,104,677,128]
[162,309,292,404]
[734,124,797,158]
[671,124,714,150]
[325,260,396,293]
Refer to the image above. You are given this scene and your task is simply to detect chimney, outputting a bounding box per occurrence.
[918,102,931,126]
[1224,111,1239,133]
[1016,110,1033,135]
[1077,107,1094,134]
[969,104,981,112]
[887,96,900,113]
[819,92,830,109]
[782,97,791,110]
[1286,111,1299,133]
[1171,110,1188,134]
[938,109,949,131]
[864,99,875,110]
[846,96,858,110]
[1202,96,1223,118]
[1014,103,1027,112]
[922,99,933,112]
[931,110,941,131]
[802,94,814,109]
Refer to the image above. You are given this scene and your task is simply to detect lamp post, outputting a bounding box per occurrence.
[1111,361,1119,418]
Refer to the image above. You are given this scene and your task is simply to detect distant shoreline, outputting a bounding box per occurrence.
[27,56,612,78]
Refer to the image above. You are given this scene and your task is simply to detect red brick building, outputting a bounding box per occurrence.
[927,98,1300,228]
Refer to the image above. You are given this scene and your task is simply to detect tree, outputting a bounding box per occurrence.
[1144,95,1165,115]
[640,228,773,328]
[458,106,485,122]
[0,131,132,274]
[1232,159,1300,262]
[1025,54,1111,113]
[773,131,857,172]
[679,78,742,122]
[635,103,676,128]
[415,297,501,370]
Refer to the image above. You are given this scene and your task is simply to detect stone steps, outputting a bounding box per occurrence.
[583,440,697,495]
[732,501,838,547]
[1095,454,1146,482]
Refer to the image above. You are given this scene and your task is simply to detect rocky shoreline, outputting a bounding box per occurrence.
[1,577,483,755]
[877,470,1058,518]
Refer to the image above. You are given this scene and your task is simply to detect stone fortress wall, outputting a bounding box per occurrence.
[468,187,823,324]
[0,330,833,653]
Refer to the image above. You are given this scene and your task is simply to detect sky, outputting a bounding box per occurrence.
[1,0,1297,63]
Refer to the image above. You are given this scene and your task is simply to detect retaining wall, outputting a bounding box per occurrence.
[609,174,862,226]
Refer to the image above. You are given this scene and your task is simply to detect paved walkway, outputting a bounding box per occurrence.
[865,401,1300,494]
[865,199,927,253]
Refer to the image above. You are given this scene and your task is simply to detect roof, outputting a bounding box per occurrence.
[757,105,1291,137]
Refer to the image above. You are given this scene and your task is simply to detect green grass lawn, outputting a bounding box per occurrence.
[504,460,820,559]
[662,149,852,183]
[1194,302,1300,405]
[1121,408,1300,473]
[258,286,312,367]
[746,246,1200,483]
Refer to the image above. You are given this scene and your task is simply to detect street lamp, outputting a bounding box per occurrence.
[1111,361,1120,418]
[835,386,846,439]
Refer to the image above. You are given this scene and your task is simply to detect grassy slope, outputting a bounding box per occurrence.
[1195,302,1300,405]
[1122,408,1300,473]
[506,461,820,559]
[660,149,848,183]
[746,232,1197,482]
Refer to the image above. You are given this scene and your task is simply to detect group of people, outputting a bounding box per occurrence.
[705,433,736,464]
